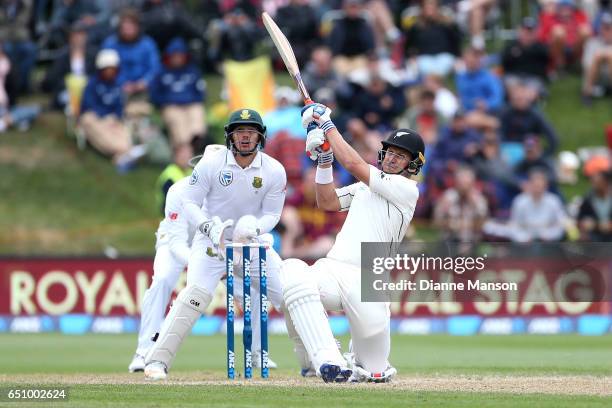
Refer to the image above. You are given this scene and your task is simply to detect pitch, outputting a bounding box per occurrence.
[0,334,610,407]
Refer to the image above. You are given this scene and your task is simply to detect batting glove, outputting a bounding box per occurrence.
[199,216,234,247]
[301,103,335,133]
[305,127,334,165]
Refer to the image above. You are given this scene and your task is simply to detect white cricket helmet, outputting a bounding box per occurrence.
[96,49,120,70]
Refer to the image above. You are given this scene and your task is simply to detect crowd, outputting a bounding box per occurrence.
[1,0,611,255]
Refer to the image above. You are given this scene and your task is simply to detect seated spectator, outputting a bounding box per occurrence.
[102,8,160,110]
[354,74,405,131]
[0,42,40,132]
[593,0,612,34]
[280,167,346,259]
[501,17,550,97]
[581,12,612,104]
[398,89,446,145]
[302,46,343,94]
[0,0,37,94]
[364,0,401,51]
[483,169,567,242]
[423,74,459,120]
[141,0,203,52]
[343,118,382,165]
[514,136,558,192]
[472,133,521,213]
[209,7,261,63]
[264,86,304,141]
[149,37,207,152]
[456,46,503,134]
[538,0,592,71]
[275,0,319,67]
[402,0,461,77]
[577,170,612,241]
[499,85,559,160]
[429,110,482,175]
[48,0,110,48]
[328,0,376,76]
[79,49,146,168]
[41,23,97,110]
[433,165,488,243]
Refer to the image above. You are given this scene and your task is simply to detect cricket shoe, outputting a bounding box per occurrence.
[128,353,145,373]
[318,364,352,383]
[144,361,168,380]
[350,364,397,383]
[252,351,278,369]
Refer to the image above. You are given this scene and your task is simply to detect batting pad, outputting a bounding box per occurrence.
[145,284,212,369]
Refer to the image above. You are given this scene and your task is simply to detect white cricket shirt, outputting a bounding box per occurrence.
[327,166,419,266]
[182,147,287,238]
[156,177,196,264]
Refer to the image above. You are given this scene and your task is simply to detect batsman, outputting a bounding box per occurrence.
[282,104,424,382]
[144,109,287,380]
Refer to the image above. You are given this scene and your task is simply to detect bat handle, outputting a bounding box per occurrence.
[303,98,330,152]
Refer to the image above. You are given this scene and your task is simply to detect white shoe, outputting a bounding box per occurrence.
[128,353,145,373]
[252,350,278,369]
[144,361,168,380]
[350,364,397,383]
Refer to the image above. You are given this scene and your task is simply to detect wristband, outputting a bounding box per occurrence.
[315,165,333,184]
[321,120,336,134]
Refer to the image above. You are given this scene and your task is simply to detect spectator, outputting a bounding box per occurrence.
[581,12,612,104]
[149,37,207,152]
[577,170,612,241]
[79,49,145,168]
[501,17,550,97]
[456,46,503,134]
[398,88,445,145]
[302,46,344,94]
[328,0,376,76]
[472,133,520,213]
[499,85,559,158]
[141,0,203,52]
[41,23,97,110]
[102,8,161,99]
[0,0,37,94]
[423,74,459,120]
[514,136,558,191]
[280,167,346,259]
[364,0,401,51]
[155,142,194,215]
[0,41,40,132]
[210,7,261,63]
[264,86,304,140]
[538,0,591,71]
[343,117,382,165]
[353,74,405,131]
[430,110,482,175]
[274,0,319,67]
[402,0,461,77]
[483,169,567,242]
[434,165,488,243]
[48,0,110,48]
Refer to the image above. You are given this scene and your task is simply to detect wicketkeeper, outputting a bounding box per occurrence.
[144,109,287,380]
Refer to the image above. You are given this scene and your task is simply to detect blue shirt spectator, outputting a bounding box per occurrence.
[81,65,124,118]
[456,48,504,113]
[149,38,205,108]
[102,9,160,88]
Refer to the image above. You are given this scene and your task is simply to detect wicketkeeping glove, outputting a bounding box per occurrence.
[199,216,234,248]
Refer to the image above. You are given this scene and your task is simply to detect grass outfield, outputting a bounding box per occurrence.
[0,334,610,407]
